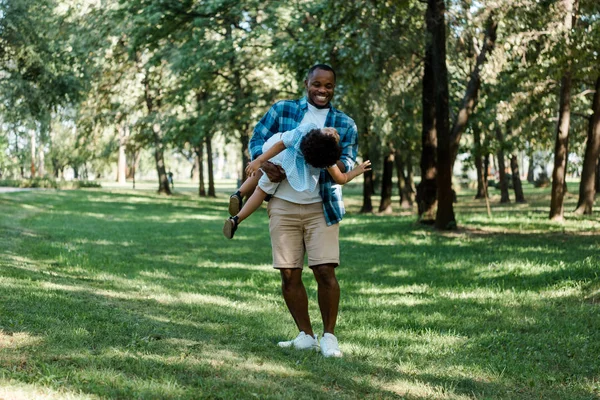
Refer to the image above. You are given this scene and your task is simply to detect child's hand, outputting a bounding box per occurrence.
[356,160,372,174]
[245,159,262,177]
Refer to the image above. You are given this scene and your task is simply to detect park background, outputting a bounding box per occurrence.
[1,0,599,399]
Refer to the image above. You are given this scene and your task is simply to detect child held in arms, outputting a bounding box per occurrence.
[223,123,371,239]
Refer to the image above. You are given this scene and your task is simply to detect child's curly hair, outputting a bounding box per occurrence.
[300,128,341,169]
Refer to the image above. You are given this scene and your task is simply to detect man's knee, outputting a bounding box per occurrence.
[280,269,303,290]
[311,264,338,288]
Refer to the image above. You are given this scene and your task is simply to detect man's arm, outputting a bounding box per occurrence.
[250,103,287,182]
[337,120,359,174]
[249,105,280,160]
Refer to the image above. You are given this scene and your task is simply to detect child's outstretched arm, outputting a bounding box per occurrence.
[245,140,286,176]
[327,160,371,185]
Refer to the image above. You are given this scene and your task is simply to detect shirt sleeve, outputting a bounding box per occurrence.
[338,120,358,173]
[250,104,280,160]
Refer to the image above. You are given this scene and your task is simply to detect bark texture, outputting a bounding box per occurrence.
[574,75,600,214]
[549,0,576,220]
[379,147,394,213]
[416,33,437,223]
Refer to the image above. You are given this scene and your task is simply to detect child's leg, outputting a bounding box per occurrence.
[229,170,263,215]
[237,187,268,223]
[238,170,262,197]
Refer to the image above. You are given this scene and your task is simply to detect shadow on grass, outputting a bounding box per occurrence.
[1,189,598,399]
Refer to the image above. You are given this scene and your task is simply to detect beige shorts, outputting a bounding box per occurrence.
[267,197,339,269]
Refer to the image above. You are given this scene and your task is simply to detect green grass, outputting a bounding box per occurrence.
[0,181,598,399]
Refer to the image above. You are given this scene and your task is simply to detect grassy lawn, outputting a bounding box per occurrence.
[0,181,598,399]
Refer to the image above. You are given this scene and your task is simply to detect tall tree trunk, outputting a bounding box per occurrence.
[360,116,374,213]
[240,124,250,183]
[38,144,45,177]
[596,155,600,193]
[416,35,437,223]
[117,124,127,184]
[527,147,535,183]
[142,63,171,195]
[495,127,510,203]
[206,135,216,197]
[574,75,600,214]
[473,125,486,199]
[194,144,206,197]
[405,153,416,206]
[510,154,526,203]
[549,0,576,220]
[396,149,414,209]
[450,16,498,168]
[379,147,394,213]
[30,130,36,178]
[152,124,171,194]
[483,153,490,191]
[428,0,455,230]
[192,154,200,181]
[361,165,374,213]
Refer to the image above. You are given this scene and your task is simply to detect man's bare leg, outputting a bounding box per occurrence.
[280,268,314,336]
[311,264,339,335]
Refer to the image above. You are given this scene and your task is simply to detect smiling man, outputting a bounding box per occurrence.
[248,64,358,358]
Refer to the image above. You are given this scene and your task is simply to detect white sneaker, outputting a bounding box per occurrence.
[277,331,320,351]
[320,333,342,358]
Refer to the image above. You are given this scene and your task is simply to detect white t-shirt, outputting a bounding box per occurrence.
[273,103,330,204]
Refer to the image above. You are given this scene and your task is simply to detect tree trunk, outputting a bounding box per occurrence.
[416,34,437,223]
[192,153,200,181]
[396,149,414,209]
[495,127,510,203]
[240,124,250,183]
[596,155,600,193]
[361,166,374,213]
[194,144,206,197]
[405,153,416,206]
[360,115,374,213]
[473,125,486,199]
[428,0,455,230]
[574,75,600,214]
[379,147,394,213]
[206,135,216,197]
[450,17,498,168]
[549,72,572,219]
[527,147,535,183]
[549,0,576,221]
[152,124,171,194]
[30,130,36,178]
[38,144,45,177]
[117,124,127,184]
[510,154,526,203]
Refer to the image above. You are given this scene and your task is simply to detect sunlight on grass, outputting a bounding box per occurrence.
[2,188,598,399]
[0,331,43,349]
[380,378,476,400]
[0,381,94,400]
[37,281,270,313]
[357,284,430,295]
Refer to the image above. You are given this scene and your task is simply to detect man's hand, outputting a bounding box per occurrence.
[261,161,286,182]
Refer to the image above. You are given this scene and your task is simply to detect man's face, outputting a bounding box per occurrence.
[304,69,335,109]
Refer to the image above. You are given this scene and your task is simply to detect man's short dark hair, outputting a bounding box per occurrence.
[300,129,341,169]
[307,64,336,83]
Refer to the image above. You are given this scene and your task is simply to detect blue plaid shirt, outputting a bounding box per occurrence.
[250,97,358,226]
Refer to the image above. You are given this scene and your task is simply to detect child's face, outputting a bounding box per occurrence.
[322,127,339,143]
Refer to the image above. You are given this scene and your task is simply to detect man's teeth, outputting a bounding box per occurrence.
[316,96,327,101]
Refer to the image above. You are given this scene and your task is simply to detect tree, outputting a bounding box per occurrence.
[574,75,600,214]
[549,0,578,221]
